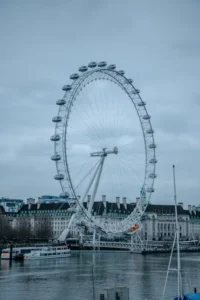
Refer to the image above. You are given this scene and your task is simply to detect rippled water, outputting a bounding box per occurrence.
[0,251,200,300]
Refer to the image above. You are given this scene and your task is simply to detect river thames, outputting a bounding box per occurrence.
[0,251,200,300]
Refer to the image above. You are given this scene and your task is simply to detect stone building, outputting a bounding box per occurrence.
[0,196,200,241]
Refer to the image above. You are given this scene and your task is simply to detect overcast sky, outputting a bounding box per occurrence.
[0,0,199,207]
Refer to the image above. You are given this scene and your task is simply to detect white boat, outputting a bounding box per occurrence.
[1,245,71,260]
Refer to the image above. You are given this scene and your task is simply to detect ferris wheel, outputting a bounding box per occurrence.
[50,61,157,241]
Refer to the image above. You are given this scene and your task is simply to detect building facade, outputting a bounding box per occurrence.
[0,196,200,241]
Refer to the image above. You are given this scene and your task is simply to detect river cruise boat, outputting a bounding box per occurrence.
[1,245,70,260]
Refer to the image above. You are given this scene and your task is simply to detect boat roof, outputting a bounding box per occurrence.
[184,293,200,300]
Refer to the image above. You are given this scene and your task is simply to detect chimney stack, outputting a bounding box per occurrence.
[123,197,127,210]
[102,195,106,208]
[116,197,120,209]
[136,197,140,205]
[192,205,196,215]
[27,198,35,210]
[27,198,35,205]
[178,202,183,209]
[87,195,91,208]
[37,197,42,209]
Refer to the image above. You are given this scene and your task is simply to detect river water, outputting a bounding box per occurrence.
[0,251,200,300]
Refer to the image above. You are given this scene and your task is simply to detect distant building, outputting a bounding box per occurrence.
[27,198,35,205]
[0,198,24,213]
[37,195,69,204]
[1,195,200,240]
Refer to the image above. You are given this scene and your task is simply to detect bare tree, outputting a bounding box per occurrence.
[34,216,52,240]
[0,215,14,241]
[16,217,33,240]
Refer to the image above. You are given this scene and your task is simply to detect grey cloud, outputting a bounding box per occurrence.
[0,0,199,205]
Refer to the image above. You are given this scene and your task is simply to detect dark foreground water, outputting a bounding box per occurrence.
[0,251,200,300]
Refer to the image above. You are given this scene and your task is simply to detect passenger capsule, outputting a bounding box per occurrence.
[88,62,97,68]
[50,134,60,141]
[118,70,125,75]
[54,174,64,180]
[56,99,66,105]
[60,192,69,198]
[98,61,107,67]
[149,158,157,164]
[149,143,156,149]
[76,221,86,227]
[70,73,79,80]
[149,173,157,179]
[146,187,155,193]
[51,154,61,161]
[127,78,133,84]
[137,101,146,107]
[79,66,88,72]
[143,114,151,120]
[62,85,72,91]
[107,64,116,70]
[132,89,140,95]
[146,129,154,134]
[52,116,62,122]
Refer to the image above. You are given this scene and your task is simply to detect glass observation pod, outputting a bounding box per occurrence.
[132,89,140,95]
[62,85,72,91]
[50,134,60,141]
[88,62,97,68]
[107,64,116,70]
[146,187,155,193]
[143,114,151,120]
[149,143,156,149]
[149,158,157,164]
[52,116,62,122]
[79,66,88,72]
[138,101,146,107]
[118,70,125,75]
[70,73,79,80]
[127,78,133,84]
[51,154,61,161]
[56,99,66,105]
[54,174,64,180]
[146,129,154,134]
[149,173,157,179]
[76,220,86,227]
[60,192,70,198]
[98,61,107,67]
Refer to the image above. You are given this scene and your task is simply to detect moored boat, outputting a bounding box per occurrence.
[1,245,70,260]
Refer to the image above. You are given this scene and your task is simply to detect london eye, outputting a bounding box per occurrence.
[51,61,157,241]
